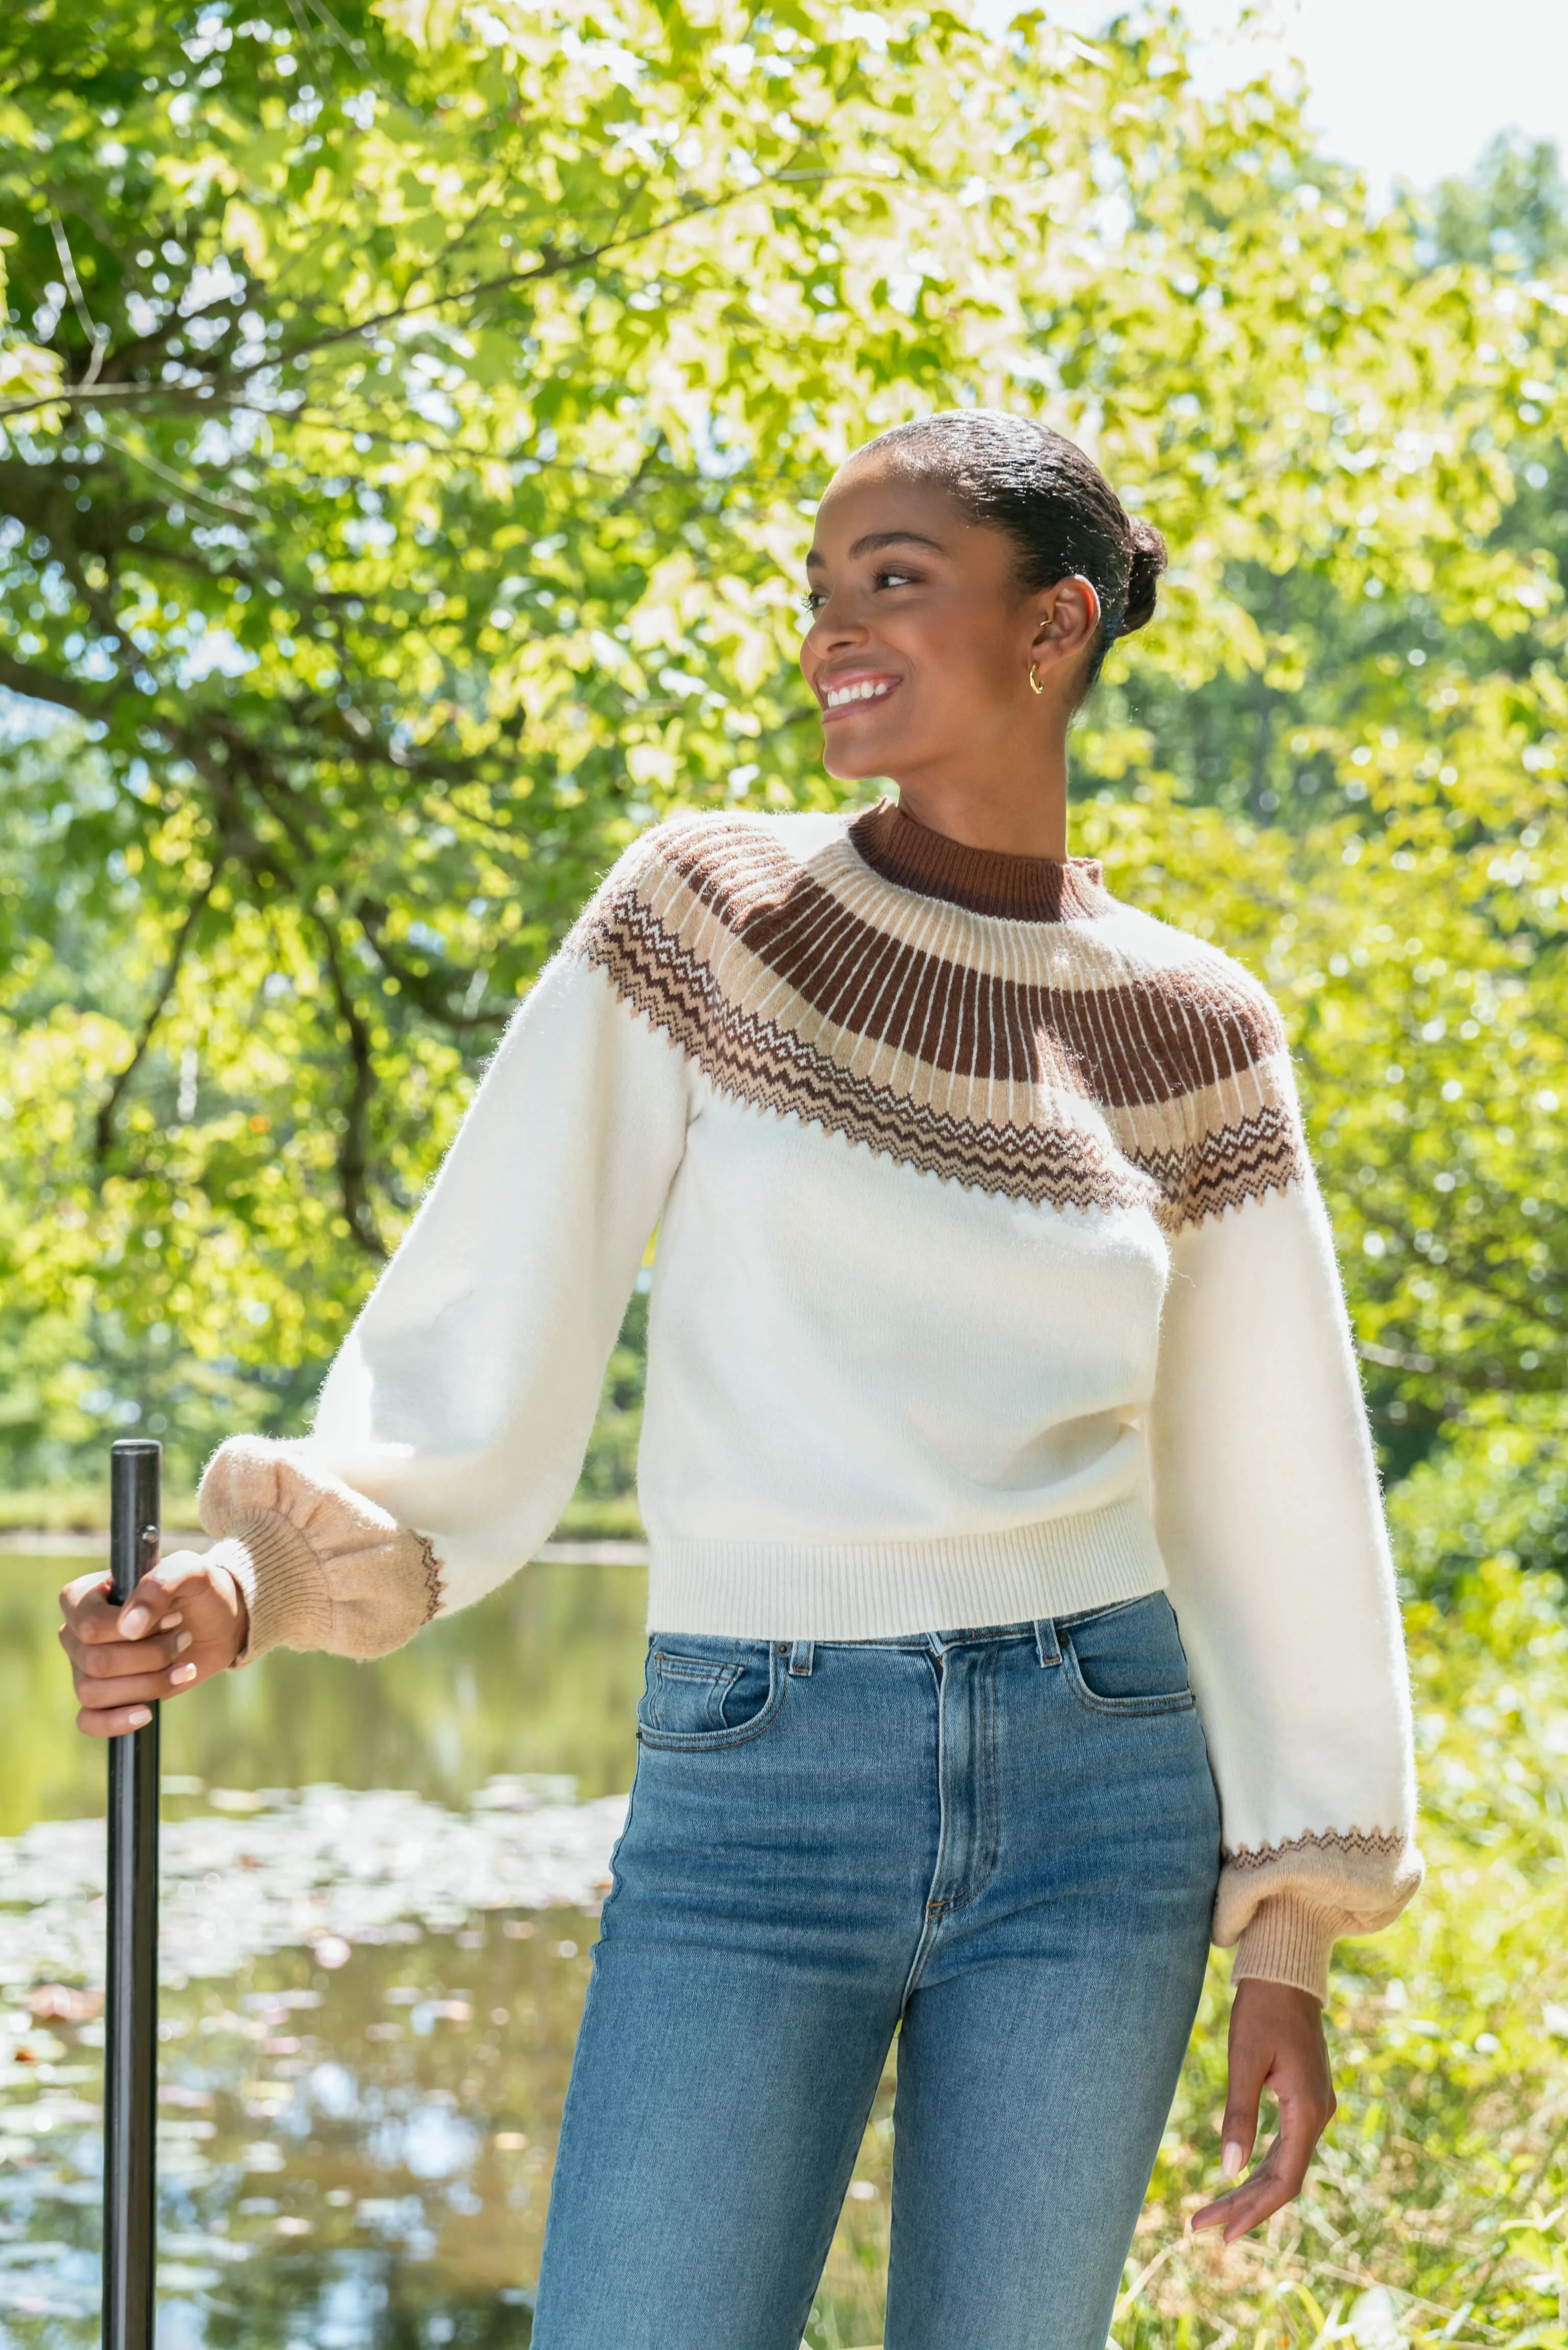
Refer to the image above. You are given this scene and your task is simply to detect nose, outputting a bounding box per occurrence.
[803,589,869,657]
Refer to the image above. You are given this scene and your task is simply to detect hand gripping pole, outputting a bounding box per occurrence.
[104,1438,161,2350]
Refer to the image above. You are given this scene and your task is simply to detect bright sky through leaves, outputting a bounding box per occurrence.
[982,1,1568,205]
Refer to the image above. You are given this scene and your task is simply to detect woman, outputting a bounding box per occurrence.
[63,410,1421,2350]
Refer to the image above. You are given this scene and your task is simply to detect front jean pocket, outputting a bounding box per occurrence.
[1059,1593,1197,1718]
[636,1637,787,1750]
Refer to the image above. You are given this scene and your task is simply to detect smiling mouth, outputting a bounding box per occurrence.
[819,676,900,718]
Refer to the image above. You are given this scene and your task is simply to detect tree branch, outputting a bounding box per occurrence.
[0,162,835,423]
[355,899,507,1032]
[313,914,386,1259]
[0,651,113,721]
[95,871,219,1165]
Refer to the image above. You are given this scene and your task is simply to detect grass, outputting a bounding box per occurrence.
[802,1559,1568,2350]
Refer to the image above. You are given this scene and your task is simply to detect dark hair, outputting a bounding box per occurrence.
[854,409,1166,692]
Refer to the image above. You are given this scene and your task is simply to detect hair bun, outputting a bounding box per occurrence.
[1122,516,1168,634]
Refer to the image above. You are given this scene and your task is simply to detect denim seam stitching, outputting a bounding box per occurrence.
[1059,1634,1197,1718]
[899,1647,949,2011]
[926,1642,1001,1914]
[635,1659,788,1751]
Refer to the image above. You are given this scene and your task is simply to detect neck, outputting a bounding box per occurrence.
[886,735,1070,863]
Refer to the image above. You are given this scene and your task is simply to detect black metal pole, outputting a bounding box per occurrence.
[104,1438,160,2350]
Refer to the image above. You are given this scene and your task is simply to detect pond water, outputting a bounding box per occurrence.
[0,1555,891,2350]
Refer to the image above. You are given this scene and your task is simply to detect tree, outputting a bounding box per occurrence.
[0,2,1563,1548]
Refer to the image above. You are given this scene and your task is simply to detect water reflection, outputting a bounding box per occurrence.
[0,1554,649,1835]
[0,1557,894,2348]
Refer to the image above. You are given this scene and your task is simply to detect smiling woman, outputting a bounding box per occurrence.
[800,410,1166,861]
[61,409,1418,2350]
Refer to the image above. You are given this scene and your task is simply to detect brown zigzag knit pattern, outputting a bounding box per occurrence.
[575,803,1308,1228]
[416,1534,446,1624]
[1224,1826,1409,1870]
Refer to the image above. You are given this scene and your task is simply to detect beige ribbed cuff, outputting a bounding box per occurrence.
[205,1513,330,1666]
[1231,1894,1337,2005]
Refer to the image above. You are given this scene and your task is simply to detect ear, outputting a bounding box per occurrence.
[1030,576,1101,659]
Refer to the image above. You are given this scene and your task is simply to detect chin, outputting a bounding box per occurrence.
[820,731,898,783]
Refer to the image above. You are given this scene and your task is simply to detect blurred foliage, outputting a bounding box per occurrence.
[800,1554,1568,2350]
[1431,131,1568,278]
[0,0,1563,1578]
[1112,1554,1568,2350]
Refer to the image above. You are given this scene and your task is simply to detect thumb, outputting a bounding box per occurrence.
[117,1549,225,1639]
[115,1560,188,1641]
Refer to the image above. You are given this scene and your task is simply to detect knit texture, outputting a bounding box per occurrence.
[200,800,1422,1996]
[575,801,1306,1227]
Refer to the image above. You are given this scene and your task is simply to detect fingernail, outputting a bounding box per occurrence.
[120,1607,151,1638]
[128,1708,152,1729]
[1221,2140,1246,2178]
[169,1662,198,1686]
[174,1632,193,1655]
[158,1613,184,1632]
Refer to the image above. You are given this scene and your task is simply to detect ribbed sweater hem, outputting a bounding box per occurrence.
[645,1497,1166,1640]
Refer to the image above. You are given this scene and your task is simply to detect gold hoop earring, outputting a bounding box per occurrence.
[1027,661,1045,695]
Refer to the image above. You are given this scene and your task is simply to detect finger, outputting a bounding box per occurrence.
[1191,2137,1306,2242]
[75,1701,155,1741]
[116,1550,213,1638]
[63,1627,192,1680]
[75,1659,199,1711]
[1219,2157,1298,2241]
[59,1583,124,1641]
[1219,2055,1266,2183]
[1190,2145,1281,2237]
[1263,2085,1324,2204]
[117,1566,176,1641]
[60,1569,113,1619]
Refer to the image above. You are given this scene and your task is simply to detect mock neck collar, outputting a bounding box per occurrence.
[847,800,1112,924]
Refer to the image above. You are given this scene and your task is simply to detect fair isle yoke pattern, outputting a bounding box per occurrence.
[575,802,1307,1231]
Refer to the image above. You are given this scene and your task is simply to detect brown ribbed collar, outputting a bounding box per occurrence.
[848,800,1112,923]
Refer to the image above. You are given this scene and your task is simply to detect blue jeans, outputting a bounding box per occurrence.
[532,1595,1220,2350]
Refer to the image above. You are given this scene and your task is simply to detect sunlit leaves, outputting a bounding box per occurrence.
[0,2,1562,1505]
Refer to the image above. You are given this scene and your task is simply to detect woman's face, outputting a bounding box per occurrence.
[798,456,1096,787]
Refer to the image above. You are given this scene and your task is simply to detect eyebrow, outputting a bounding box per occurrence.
[805,529,946,570]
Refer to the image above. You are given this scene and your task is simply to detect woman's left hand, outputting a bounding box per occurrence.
[1190,1978,1336,2241]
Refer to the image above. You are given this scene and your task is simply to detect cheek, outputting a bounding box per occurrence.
[904,607,1018,705]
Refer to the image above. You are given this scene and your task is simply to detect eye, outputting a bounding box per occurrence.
[873,568,917,591]
[799,589,825,613]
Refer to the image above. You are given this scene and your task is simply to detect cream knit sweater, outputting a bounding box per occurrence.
[201,801,1422,2001]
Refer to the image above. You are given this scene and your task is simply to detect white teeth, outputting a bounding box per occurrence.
[825,679,893,709]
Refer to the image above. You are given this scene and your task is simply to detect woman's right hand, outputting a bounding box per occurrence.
[59,1551,250,1737]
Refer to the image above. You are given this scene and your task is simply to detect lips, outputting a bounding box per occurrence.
[818,674,901,720]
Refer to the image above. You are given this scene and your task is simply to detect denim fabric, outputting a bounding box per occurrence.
[531,1594,1220,2350]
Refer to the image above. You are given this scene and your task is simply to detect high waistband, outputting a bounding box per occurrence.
[778,1592,1162,1677]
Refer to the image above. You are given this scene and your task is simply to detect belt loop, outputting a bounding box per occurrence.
[1033,1618,1061,1668]
[789,1638,815,1677]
